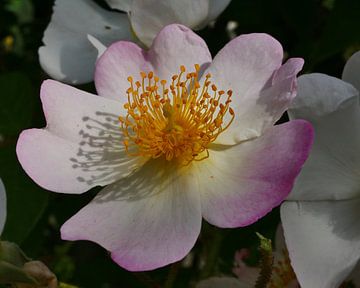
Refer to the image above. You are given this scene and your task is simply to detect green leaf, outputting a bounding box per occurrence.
[5,0,34,24]
[0,146,48,244]
[0,72,34,136]
[312,0,360,65]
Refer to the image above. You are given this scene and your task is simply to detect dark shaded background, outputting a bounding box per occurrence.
[0,0,359,287]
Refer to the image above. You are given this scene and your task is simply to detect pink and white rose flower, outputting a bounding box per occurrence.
[18,24,313,271]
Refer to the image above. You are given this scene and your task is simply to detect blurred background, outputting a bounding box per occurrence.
[0,0,359,287]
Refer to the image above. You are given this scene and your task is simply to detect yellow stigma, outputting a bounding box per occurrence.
[119,64,235,165]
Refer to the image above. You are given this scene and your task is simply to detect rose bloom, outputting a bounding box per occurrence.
[40,0,231,84]
[281,51,360,288]
[18,24,313,271]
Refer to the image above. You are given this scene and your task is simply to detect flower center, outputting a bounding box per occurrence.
[119,64,235,165]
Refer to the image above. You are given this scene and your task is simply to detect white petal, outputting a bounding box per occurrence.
[0,179,6,235]
[290,73,359,120]
[288,74,360,200]
[95,24,211,102]
[39,0,132,84]
[197,277,247,288]
[342,50,360,92]
[196,120,313,228]
[203,33,300,144]
[17,81,144,193]
[61,159,201,271]
[281,200,360,288]
[105,0,132,12]
[87,34,107,59]
[130,0,210,47]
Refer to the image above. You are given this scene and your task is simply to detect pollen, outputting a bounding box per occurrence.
[119,65,235,165]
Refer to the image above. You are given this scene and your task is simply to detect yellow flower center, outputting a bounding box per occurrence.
[119,64,235,165]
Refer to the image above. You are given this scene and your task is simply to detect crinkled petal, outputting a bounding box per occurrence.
[16,81,143,193]
[197,120,313,228]
[0,179,6,235]
[105,0,132,12]
[39,0,132,84]
[61,159,201,271]
[288,74,360,200]
[206,0,232,23]
[204,33,298,144]
[342,50,360,92]
[130,0,210,47]
[95,24,211,101]
[197,277,247,288]
[281,200,360,288]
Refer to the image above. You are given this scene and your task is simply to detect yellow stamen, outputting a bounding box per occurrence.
[119,65,235,165]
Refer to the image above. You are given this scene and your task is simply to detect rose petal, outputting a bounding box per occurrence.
[342,50,360,92]
[95,24,211,102]
[290,73,359,120]
[197,120,313,227]
[288,74,360,200]
[40,80,123,141]
[281,200,360,288]
[61,159,201,271]
[0,179,6,235]
[39,0,132,84]
[204,33,295,144]
[130,0,209,47]
[17,80,144,193]
[148,24,212,81]
[17,129,140,194]
[95,41,153,102]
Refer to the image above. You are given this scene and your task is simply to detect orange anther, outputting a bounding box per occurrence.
[180,65,186,72]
